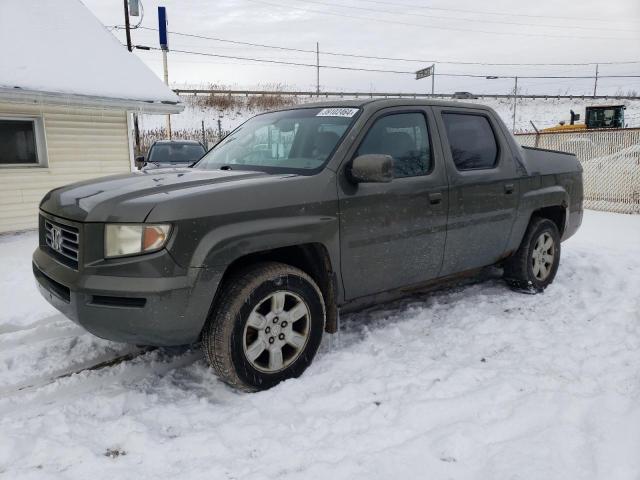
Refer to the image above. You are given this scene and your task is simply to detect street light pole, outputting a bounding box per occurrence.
[486,75,518,132]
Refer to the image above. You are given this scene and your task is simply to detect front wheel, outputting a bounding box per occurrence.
[504,217,561,292]
[202,262,325,391]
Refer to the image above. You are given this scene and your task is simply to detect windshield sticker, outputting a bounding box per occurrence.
[316,108,359,118]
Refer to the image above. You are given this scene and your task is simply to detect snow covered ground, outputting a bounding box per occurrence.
[1,211,639,479]
[139,96,640,136]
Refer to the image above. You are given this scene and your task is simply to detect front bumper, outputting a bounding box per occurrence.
[32,244,222,347]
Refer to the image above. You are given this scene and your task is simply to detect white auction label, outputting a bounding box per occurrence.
[316,108,359,117]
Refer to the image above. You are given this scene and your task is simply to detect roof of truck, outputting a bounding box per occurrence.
[271,98,489,112]
[152,140,204,145]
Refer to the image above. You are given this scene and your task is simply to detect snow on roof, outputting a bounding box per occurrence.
[0,0,181,110]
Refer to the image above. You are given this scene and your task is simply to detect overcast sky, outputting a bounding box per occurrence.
[84,0,640,96]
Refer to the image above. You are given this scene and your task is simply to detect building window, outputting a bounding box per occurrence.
[0,117,46,166]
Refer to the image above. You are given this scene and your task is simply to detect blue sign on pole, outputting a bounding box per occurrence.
[158,6,168,51]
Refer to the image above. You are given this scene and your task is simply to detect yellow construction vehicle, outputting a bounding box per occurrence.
[542,105,626,132]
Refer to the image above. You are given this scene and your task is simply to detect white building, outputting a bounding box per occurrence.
[0,0,183,233]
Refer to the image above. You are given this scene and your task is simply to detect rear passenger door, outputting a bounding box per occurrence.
[433,108,519,276]
[338,108,448,300]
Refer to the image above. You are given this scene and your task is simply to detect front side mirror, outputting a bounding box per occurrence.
[349,154,394,183]
[134,155,146,169]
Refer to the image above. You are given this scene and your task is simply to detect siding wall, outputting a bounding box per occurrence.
[0,102,132,233]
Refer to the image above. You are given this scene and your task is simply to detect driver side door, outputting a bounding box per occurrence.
[337,107,449,300]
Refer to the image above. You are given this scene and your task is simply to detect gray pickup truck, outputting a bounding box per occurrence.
[33,99,583,391]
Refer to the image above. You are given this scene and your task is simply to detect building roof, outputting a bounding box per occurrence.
[0,0,183,114]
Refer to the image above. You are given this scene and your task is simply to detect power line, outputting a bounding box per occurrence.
[295,0,638,33]
[136,26,314,54]
[121,26,640,67]
[357,0,638,25]
[246,0,632,41]
[138,45,640,79]
[141,46,414,73]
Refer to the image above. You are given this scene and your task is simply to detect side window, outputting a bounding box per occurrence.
[356,112,431,178]
[442,113,498,171]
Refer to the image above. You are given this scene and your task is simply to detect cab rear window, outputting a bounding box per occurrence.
[442,113,498,170]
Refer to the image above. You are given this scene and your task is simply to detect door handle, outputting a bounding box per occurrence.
[429,192,443,205]
[504,183,515,194]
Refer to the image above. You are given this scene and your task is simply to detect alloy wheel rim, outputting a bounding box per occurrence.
[531,232,555,281]
[242,290,311,373]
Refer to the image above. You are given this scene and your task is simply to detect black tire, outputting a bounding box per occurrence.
[202,262,326,391]
[503,217,561,293]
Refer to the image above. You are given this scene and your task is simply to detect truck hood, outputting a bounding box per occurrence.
[40,168,268,222]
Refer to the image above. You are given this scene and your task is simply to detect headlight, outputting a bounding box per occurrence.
[104,224,171,258]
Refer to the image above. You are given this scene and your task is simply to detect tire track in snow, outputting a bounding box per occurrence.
[0,346,152,396]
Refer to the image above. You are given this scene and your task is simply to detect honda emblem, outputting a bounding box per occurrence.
[51,226,63,253]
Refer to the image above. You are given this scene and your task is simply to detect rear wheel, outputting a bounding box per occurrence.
[504,217,561,292]
[202,262,325,391]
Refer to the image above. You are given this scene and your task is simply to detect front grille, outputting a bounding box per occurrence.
[44,218,80,269]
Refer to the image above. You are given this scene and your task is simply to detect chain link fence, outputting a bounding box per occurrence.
[515,129,640,214]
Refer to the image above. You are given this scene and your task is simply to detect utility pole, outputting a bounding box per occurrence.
[512,76,518,132]
[123,0,132,52]
[431,64,435,95]
[316,42,320,96]
[201,120,206,147]
[217,118,223,140]
[158,7,172,139]
[593,64,599,97]
[123,0,142,155]
[162,50,171,139]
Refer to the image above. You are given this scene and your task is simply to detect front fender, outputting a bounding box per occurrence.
[192,215,340,268]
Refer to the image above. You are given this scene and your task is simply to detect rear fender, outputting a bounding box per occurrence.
[505,184,569,253]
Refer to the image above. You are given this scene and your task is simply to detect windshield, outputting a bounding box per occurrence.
[148,143,205,164]
[194,107,359,173]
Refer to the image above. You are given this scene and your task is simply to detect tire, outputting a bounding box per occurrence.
[202,262,326,391]
[503,217,561,293]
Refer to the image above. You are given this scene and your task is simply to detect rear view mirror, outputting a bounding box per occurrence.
[275,119,296,132]
[349,154,394,183]
[134,155,146,170]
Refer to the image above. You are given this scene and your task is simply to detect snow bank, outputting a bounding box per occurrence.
[1,211,639,479]
[140,95,640,135]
